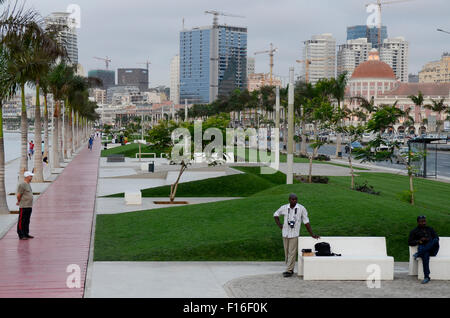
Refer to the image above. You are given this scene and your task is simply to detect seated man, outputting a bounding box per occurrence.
[408,215,440,284]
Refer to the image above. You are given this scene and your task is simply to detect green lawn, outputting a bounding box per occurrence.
[234,147,368,170]
[105,166,298,198]
[101,143,168,158]
[94,171,450,262]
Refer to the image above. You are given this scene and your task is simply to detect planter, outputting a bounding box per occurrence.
[153,201,189,205]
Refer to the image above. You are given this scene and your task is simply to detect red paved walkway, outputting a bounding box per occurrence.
[0,139,100,297]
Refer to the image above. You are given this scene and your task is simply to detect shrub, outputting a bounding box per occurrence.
[397,190,414,204]
[295,175,329,184]
[355,182,380,195]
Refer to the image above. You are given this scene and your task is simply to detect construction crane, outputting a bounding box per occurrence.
[93,56,112,70]
[137,60,151,72]
[365,0,415,49]
[204,10,245,27]
[254,43,278,86]
[296,56,335,84]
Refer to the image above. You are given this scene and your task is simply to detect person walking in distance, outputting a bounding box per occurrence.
[16,171,35,240]
[274,193,320,277]
[88,136,93,151]
[28,140,35,160]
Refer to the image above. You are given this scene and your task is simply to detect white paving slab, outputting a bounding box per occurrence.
[86,262,284,298]
[97,178,167,197]
[96,197,242,214]
[99,168,137,178]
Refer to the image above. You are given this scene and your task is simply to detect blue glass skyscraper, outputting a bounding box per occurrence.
[180,24,247,104]
[347,25,388,49]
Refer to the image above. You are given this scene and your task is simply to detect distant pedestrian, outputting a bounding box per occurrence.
[273,193,320,277]
[409,216,440,284]
[16,171,35,240]
[28,140,34,160]
[88,136,93,151]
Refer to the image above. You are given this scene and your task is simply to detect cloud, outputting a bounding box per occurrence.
[20,0,450,86]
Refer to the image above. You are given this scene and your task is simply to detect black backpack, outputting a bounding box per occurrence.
[314,242,341,256]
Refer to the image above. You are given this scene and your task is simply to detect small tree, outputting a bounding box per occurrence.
[337,125,365,190]
[308,139,325,183]
[169,160,189,203]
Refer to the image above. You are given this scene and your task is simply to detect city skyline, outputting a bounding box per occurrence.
[22,0,450,87]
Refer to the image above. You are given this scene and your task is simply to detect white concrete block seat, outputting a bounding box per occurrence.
[298,237,394,280]
[409,237,450,280]
[124,191,142,205]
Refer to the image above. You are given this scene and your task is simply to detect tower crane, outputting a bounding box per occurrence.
[137,60,151,72]
[296,56,335,84]
[365,0,415,49]
[204,10,245,27]
[93,56,112,70]
[254,43,278,86]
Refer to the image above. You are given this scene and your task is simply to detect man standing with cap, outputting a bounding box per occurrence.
[16,171,35,240]
[274,193,320,277]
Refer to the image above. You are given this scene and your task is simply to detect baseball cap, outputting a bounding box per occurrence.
[24,171,34,178]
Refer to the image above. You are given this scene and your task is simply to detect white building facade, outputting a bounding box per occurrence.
[45,12,78,66]
[303,33,336,84]
[170,55,180,104]
[337,38,372,80]
[380,37,409,83]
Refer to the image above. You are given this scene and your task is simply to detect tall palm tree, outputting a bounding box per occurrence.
[408,91,425,132]
[47,62,74,168]
[29,25,66,182]
[0,2,40,213]
[425,98,448,133]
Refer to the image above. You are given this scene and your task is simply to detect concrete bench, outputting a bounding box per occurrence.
[124,191,142,205]
[409,237,450,280]
[107,154,125,162]
[298,237,394,280]
[135,153,156,159]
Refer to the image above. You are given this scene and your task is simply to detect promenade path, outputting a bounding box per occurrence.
[0,139,100,297]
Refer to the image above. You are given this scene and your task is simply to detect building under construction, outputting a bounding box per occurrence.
[179,12,247,104]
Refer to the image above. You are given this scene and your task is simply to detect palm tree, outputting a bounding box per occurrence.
[425,98,448,133]
[0,2,40,213]
[48,62,74,168]
[29,25,66,182]
[408,91,428,133]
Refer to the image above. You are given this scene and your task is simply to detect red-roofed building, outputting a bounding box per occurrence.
[346,50,450,134]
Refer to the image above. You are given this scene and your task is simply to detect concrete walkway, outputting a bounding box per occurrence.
[0,139,100,298]
[85,261,449,298]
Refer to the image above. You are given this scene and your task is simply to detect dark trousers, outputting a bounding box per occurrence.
[417,238,440,278]
[17,208,32,239]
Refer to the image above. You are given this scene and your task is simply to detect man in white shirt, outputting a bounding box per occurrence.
[274,193,320,277]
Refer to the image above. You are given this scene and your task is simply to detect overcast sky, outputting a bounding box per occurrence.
[19,0,450,87]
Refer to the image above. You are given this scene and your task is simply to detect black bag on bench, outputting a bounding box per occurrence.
[314,242,341,256]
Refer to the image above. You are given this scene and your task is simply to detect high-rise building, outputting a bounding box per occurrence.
[117,68,149,91]
[337,38,372,79]
[88,70,115,89]
[380,37,409,83]
[180,24,247,104]
[303,33,336,84]
[45,12,78,66]
[419,53,450,83]
[347,25,388,49]
[247,57,255,76]
[170,55,180,104]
